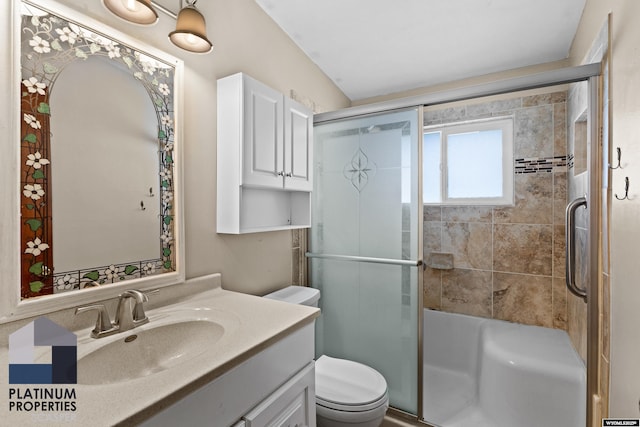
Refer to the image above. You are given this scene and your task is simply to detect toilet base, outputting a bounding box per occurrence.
[317,417,384,427]
[316,400,387,427]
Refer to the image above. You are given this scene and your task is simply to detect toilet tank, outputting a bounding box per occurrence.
[264,286,320,307]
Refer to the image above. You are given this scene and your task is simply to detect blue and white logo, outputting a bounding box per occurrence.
[9,317,77,384]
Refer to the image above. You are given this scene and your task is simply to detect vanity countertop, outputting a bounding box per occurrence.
[0,274,320,426]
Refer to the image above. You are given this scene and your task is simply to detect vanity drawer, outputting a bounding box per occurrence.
[243,362,315,427]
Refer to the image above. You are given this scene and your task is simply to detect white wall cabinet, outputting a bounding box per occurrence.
[283,98,313,192]
[217,73,313,234]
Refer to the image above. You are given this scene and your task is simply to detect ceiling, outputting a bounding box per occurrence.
[254,0,587,101]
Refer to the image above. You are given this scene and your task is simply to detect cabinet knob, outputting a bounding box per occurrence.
[285,172,292,177]
[277,171,285,176]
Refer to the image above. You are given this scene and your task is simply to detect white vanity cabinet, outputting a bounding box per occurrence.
[242,362,315,427]
[140,323,316,427]
[217,73,313,234]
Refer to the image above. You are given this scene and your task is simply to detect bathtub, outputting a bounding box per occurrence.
[423,309,586,427]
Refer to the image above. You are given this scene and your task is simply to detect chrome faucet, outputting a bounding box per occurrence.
[75,289,157,338]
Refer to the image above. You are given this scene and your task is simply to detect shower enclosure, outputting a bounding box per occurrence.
[308,64,603,425]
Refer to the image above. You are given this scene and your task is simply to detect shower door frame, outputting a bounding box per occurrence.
[313,62,603,426]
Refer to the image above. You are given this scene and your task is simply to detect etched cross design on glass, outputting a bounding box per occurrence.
[343,148,376,191]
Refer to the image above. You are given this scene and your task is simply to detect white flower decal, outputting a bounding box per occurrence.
[160,231,173,244]
[56,274,77,290]
[163,142,174,152]
[105,43,121,59]
[141,62,156,75]
[29,35,51,54]
[104,264,119,280]
[158,83,170,96]
[162,191,173,204]
[23,183,45,200]
[55,27,78,45]
[24,113,42,129]
[107,46,120,59]
[26,152,50,169]
[142,262,156,275]
[161,115,173,127]
[22,77,47,95]
[25,237,49,256]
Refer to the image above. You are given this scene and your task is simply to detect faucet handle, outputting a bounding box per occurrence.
[75,304,114,338]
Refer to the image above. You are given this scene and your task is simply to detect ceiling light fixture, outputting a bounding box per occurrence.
[169,0,213,54]
[102,0,213,54]
[102,0,159,26]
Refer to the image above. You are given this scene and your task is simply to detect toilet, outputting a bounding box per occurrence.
[264,286,389,427]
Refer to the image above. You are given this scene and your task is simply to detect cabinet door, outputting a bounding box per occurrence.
[243,76,284,188]
[283,98,313,192]
[243,363,316,427]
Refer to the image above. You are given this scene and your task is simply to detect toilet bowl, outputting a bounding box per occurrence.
[315,355,389,427]
[264,286,389,427]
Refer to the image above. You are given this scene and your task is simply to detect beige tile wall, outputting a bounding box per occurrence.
[292,229,307,286]
[423,90,570,329]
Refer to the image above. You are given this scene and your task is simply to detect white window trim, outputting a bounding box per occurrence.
[424,116,514,206]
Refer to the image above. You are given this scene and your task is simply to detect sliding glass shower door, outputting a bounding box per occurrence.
[309,108,421,414]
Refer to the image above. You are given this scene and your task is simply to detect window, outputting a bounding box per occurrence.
[423,117,513,205]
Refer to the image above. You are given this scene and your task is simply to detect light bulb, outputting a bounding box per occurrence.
[185,33,199,45]
[124,0,138,12]
[103,0,158,25]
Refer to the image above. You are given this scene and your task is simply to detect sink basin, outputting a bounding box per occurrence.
[78,318,226,385]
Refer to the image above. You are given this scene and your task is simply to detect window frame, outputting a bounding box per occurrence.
[424,116,514,206]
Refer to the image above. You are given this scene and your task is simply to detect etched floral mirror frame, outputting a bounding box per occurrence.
[0,0,185,322]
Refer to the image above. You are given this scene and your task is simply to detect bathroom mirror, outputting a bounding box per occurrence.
[2,0,184,319]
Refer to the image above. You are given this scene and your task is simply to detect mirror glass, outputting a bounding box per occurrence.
[19,1,178,299]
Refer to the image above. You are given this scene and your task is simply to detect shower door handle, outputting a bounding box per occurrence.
[565,196,588,302]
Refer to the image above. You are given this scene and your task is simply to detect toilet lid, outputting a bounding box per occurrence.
[315,355,388,408]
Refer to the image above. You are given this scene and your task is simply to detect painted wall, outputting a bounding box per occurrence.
[0,0,350,298]
[571,0,640,419]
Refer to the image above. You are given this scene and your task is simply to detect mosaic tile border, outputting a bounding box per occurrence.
[515,154,573,174]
